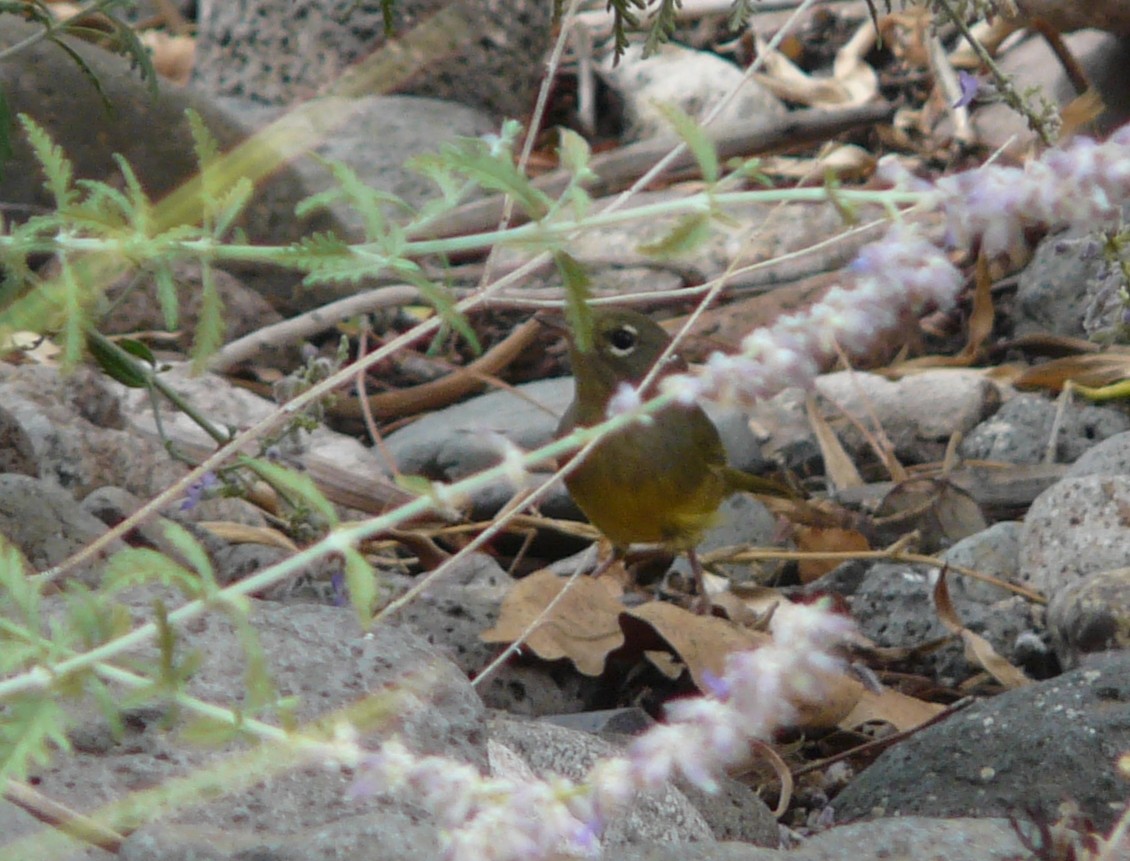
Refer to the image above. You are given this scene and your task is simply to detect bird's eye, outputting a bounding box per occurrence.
[608,324,638,357]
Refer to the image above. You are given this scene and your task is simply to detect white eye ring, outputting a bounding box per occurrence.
[608,324,638,357]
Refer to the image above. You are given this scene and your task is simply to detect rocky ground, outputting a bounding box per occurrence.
[3,1,1130,860]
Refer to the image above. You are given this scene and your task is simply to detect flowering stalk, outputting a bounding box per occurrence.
[662,126,1130,410]
[350,603,854,861]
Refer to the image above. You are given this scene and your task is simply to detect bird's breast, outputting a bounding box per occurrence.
[564,406,729,548]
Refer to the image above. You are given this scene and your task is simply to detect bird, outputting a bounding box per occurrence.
[556,306,789,602]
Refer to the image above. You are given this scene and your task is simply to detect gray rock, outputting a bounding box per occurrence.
[674,775,779,847]
[610,844,779,861]
[971,31,1130,155]
[0,364,187,501]
[1013,225,1128,340]
[192,0,552,120]
[385,377,770,480]
[850,561,1035,686]
[1066,429,1130,478]
[0,473,120,578]
[833,652,1130,831]
[487,716,714,846]
[393,552,509,675]
[603,43,786,143]
[940,521,1023,604]
[121,810,441,861]
[0,16,354,316]
[99,262,285,359]
[215,94,498,245]
[814,370,1000,467]
[1019,474,1130,598]
[1047,566,1130,668]
[28,601,487,848]
[384,378,570,480]
[609,817,1035,861]
[959,392,1130,465]
[672,492,784,585]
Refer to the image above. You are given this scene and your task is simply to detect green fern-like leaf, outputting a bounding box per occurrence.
[44,35,117,113]
[637,212,713,258]
[556,128,595,219]
[727,0,757,30]
[416,133,551,222]
[606,0,646,63]
[287,232,414,287]
[71,177,134,231]
[404,270,480,355]
[19,114,77,209]
[191,262,224,371]
[241,457,338,526]
[642,0,681,57]
[90,9,159,100]
[298,158,411,244]
[152,262,180,330]
[113,152,153,235]
[61,580,131,651]
[0,696,71,781]
[59,255,86,366]
[556,251,594,354]
[0,538,39,628]
[653,101,719,183]
[102,547,204,598]
[159,520,219,595]
[343,546,379,628]
[211,177,254,239]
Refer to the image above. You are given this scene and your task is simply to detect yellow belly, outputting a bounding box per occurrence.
[564,415,729,549]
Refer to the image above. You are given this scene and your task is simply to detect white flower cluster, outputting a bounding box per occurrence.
[351,603,853,861]
[664,127,1130,408]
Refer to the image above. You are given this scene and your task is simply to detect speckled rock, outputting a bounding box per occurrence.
[1019,474,1130,598]
[1047,566,1130,668]
[833,651,1130,831]
[192,0,552,119]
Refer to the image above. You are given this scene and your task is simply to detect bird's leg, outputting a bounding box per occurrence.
[584,543,626,579]
[686,548,711,615]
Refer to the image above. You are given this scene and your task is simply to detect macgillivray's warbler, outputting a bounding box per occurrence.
[556,306,790,601]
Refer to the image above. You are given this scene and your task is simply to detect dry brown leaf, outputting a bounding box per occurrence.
[934,569,1031,689]
[625,602,766,689]
[757,144,877,182]
[754,21,878,109]
[141,31,196,85]
[793,671,864,729]
[1060,88,1106,140]
[838,684,946,732]
[794,525,871,583]
[874,477,987,550]
[806,392,863,491]
[644,650,684,680]
[628,601,861,730]
[481,569,625,676]
[1014,352,1130,391]
[197,521,299,552]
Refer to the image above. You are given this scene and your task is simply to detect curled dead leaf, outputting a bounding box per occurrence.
[481,569,625,676]
[933,568,1031,689]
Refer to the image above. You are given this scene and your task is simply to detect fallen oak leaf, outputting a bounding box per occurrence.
[838,684,946,734]
[481,569,625,676]
[622,601,766,690]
